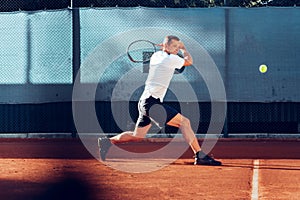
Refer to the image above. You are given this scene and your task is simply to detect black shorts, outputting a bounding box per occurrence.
[136,96,179,127]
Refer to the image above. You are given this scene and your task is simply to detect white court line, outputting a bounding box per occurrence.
[251,159,260,200]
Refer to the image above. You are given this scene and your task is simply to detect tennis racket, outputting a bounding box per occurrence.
[127,40,160,63]
[127,39,185,73]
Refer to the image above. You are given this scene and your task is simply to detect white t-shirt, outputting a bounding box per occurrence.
[140,51,185,102]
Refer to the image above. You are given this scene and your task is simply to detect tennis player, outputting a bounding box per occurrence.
[99,35,221,166]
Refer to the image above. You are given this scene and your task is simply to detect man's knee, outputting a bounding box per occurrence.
[133,124,151,138]
[180,116,191,128]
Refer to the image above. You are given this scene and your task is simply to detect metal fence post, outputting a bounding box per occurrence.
[222,8,230,138]
[71,0,81,138]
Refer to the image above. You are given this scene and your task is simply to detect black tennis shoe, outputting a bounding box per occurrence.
[194,151,222,166]
[98,138,112,161]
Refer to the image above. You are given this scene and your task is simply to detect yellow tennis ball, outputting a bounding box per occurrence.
[259,64,268,73]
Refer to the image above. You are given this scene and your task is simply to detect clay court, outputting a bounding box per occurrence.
[0,0,300,200]
[1,2,300,200]
[1,138,300,200]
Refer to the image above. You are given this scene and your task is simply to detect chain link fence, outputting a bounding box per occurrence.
[0,10,72,85]
[0,1,300,136]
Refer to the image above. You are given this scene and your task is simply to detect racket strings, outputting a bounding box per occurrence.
[127,40,157,63]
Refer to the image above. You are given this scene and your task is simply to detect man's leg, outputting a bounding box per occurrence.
[166,114,200,153]
[167,114,222,166]
[110,124,152,144]
[98,124,151,161]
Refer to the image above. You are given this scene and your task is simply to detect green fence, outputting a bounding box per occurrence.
[0,7,299,137]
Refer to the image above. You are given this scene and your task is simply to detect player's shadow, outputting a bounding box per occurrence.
[223,162,300,171]
[258,164,300,171]
[172,161,253,169]
[172,160,300,171]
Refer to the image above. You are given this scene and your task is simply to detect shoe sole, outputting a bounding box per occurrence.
[98,138,111,161]
[194,162,222,166]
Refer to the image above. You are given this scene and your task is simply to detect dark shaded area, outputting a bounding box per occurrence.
[0,102,75,133]
[0,0,70,12]
[34,175,93,200]
[1,0,300,12]
[0,102,299,135]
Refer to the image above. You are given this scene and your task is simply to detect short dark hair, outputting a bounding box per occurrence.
[164,35,180,45]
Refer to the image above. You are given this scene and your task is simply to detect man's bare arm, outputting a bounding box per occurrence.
[179,42,193,66]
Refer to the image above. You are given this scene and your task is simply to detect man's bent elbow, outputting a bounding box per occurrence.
[184,59,193,66]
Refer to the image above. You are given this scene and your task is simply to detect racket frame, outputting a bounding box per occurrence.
[127,39,186,74]
[127,40,158,63]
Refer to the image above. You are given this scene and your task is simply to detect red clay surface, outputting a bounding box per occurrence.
[0,138,300,200]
